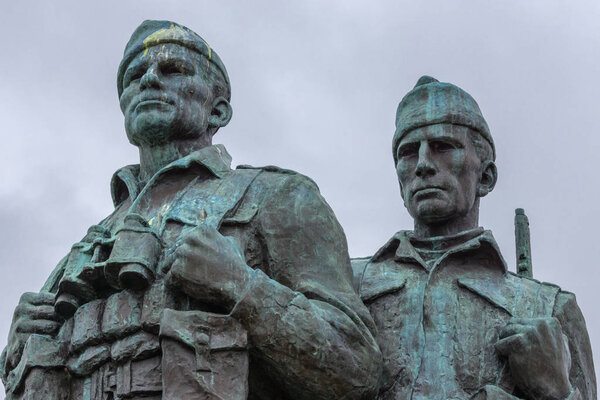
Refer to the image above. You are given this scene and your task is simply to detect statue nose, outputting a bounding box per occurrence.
[415,148,436,178]
[140,68,160,89]
[415,163,436,178]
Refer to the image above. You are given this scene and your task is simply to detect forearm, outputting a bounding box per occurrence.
[231,269,382,400]
[553,292,596,400]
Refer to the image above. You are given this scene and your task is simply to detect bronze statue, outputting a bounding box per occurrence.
[1,20,381,400]
[352,76,596,400]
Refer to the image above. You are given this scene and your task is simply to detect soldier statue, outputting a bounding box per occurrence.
[1,20,381,400]
[352,76,596,400]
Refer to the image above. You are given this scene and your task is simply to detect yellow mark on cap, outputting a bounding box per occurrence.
[200,38,211,69]
[142,22,187,57]
[200,209,207,221]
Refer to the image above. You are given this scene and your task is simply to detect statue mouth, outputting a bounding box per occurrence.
[412,186,444,198]
[134,98,174,112]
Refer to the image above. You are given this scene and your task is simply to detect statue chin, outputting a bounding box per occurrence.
[412,201,454,223]
[126,119,174,147]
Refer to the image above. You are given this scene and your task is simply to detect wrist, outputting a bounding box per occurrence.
[230,264,254,304]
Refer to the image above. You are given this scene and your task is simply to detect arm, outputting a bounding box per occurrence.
[553,292,596,400]
[233,174,381,399]
[167,173,382,399]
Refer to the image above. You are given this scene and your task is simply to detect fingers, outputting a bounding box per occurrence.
[15,303,56,320]
[19,291,55,306]
[16,319,60,335]
[497,317,566,359]
[501,317,562,342]
[499,323,530,339]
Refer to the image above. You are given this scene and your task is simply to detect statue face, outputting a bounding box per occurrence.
[119,44,213,147]
[395,124,483,225]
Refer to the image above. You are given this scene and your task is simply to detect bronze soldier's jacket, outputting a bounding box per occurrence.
[353,229,595,400]
[2,145,381,400]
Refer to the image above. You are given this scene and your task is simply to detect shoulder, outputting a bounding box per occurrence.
[504,271,563,292]
[236,164,324,209]
[236,164,320,192]
[224,165,325,226]
[502,272,564,316]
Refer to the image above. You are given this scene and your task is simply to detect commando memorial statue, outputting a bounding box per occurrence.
[352,76,596,400]
[0,20,382,400]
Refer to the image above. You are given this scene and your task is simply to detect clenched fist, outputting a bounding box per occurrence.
[166,225,253,312]
[496,317,572,400]
[4,292,60,373]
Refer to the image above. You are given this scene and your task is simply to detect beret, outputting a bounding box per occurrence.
[117,20,230,97]
[393,76,494,162]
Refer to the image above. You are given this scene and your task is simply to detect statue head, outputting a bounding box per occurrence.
[392,76,497,237]
[117,20,232,148]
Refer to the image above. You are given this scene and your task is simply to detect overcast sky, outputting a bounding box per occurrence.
[1,0,599,393]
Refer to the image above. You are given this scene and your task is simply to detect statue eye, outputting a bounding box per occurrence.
[161,62,183,75]
[123,69,145,88]
[160,61,193,76]
[397,143,419,159]
[430,141,457,152]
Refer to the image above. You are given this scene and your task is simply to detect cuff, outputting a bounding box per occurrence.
[230,269,308,332]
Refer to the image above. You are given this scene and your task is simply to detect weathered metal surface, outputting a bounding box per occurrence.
[1,20,381,400]
[354,77,596,399]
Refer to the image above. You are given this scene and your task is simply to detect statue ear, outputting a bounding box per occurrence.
[208,96,233,129]
[477,160,497,197]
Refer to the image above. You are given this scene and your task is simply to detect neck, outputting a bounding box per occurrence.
[413,202,480,239]
[138,137,211,182]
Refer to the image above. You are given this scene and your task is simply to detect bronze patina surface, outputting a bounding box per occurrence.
[353,76,596,400]
[0,20,382,400]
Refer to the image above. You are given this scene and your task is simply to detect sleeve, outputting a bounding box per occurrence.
[230,173,382,400]
[553,291,596,400]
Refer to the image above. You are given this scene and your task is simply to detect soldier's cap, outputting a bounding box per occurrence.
[117,20,230,98]
[393,76,495,162]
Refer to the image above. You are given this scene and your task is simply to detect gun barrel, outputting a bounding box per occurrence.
[514,208,533,278]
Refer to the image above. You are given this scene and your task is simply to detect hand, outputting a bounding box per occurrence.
[4,292,60,372]
[166,225,253,312]
[496,317,572,400]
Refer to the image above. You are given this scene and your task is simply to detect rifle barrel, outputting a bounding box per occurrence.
[514,208,533,278]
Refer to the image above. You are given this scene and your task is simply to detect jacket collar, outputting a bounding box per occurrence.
[372,228,508,274]
[110,144,232,207]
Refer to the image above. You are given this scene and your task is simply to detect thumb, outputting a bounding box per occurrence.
[495,333,526,356]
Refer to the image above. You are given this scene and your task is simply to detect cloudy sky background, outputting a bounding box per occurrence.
[1,0,599,391]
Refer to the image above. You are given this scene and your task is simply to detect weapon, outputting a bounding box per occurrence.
[514,208,533,278]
